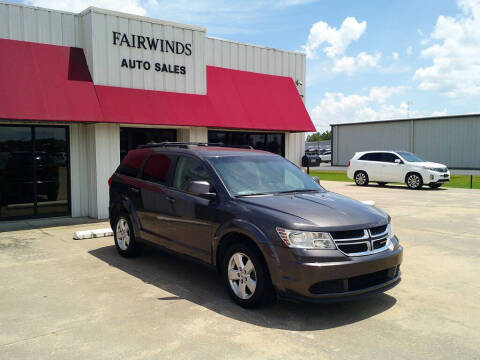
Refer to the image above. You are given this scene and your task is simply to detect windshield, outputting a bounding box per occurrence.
[397,151,424,162]
[209,155,324,196]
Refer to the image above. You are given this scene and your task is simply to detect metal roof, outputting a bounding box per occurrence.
[330,113,480,127]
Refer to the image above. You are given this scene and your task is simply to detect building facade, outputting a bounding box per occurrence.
[0,2,314,221]
[331,114,480,169]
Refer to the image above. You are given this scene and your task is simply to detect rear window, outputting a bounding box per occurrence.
[142,154,172,184]
[117,149,151,177]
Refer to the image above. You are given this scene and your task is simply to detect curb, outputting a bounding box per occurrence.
[73,228,113,240]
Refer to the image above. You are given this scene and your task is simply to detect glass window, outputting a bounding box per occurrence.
[0,125,70,220]
[142,154,172,184]
[209,155,323,196]
[249,133,266,151]
[382,153,400,163]
[173,157,213,192]
[120,128,176,160]
[266,134,284,156]
[229,132,248,146]
[208,131,285,156]
[397,151,424,162]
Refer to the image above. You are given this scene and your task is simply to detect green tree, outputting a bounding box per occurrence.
[306,130,331,142]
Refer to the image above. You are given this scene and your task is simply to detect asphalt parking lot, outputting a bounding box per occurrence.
[0,181,479,360]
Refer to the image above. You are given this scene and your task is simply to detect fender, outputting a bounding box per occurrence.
[213,218,284,291]
[120,195,142,240]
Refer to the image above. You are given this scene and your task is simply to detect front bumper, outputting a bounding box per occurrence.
[272,239,403,302]
[426,170,450,184]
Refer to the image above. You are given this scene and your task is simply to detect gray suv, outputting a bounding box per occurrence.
[109,142,403,308]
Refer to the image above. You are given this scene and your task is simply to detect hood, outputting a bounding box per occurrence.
[409,161,446,168]
[238,191,388,230]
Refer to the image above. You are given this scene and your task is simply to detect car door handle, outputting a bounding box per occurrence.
[166,196,176,203]
[130,187,140,193]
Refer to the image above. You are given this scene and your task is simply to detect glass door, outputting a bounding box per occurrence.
[0,126,35,218]
[34,127,69,216]
[0,125,70,220]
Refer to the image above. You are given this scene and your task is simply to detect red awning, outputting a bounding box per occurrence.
[0,39,103,122]
[96,67,315,132]
[0,39,315,132]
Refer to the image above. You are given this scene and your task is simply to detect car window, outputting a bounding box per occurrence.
[359,153,371,161]
[209,155,323,196]
[359,153,382,161]
[382,153,400,163]
[117,149,151,177]
[142,154,172,184]
[173,156,213,192]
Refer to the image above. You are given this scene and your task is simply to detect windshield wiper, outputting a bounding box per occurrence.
[274,189,319,195]
[235,193,273,197]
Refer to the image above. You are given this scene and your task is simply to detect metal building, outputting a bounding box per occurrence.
[331,114,480,169]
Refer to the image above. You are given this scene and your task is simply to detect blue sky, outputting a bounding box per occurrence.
[18,0,480,131]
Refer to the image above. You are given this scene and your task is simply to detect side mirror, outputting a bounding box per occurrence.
[312,176,320,185]
[394,159,402,164]
[187,180,216,199]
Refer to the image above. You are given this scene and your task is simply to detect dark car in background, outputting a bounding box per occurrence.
[109,143,402,308]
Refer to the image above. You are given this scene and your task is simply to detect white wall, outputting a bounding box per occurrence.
[70,123,119,219]
[0,1,82,47]
[69,124,89,217]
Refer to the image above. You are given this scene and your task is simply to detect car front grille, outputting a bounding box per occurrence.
[330,225,390,256]
[309,266,399,294]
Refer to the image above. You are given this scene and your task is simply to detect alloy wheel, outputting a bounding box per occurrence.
[116,218,131,251]
[355,172,367,185]
[228,252,257,300]
[408,174,421,189]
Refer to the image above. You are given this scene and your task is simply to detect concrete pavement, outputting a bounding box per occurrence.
[0,182,479,359]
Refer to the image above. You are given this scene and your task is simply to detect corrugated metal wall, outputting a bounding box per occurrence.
[205,37,306,98]
[0,2,82,47]
[332,116,480,169]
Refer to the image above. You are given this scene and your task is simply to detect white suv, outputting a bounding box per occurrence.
[347,151,450,189]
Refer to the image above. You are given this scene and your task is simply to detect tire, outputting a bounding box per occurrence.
[354,171,369,186]
[222,243,274,308]
[377,182,387,187]
[113,213,140,257]
[406,173,423,190]
[429,183,442,189]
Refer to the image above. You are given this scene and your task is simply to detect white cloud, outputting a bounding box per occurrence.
[431,109,448,117]
[406,46,413,56]
[23,0,312,35]
[414,0,480,98]
[333,52,381,74]
[392,52,399,60]
[26,0,146,15]
[302,17,366,59]
[309,86,409,130]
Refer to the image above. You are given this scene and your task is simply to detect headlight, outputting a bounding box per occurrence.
[387,223,398,250]
[423,166,438,172]
[276,227,336,249]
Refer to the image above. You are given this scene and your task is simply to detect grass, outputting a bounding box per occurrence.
[309,170,480,189]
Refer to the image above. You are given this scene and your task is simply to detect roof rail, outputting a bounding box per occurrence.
[136,142,254,150]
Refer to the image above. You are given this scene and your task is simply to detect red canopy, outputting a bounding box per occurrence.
[0,39,315,132]
[0,39,103,122]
